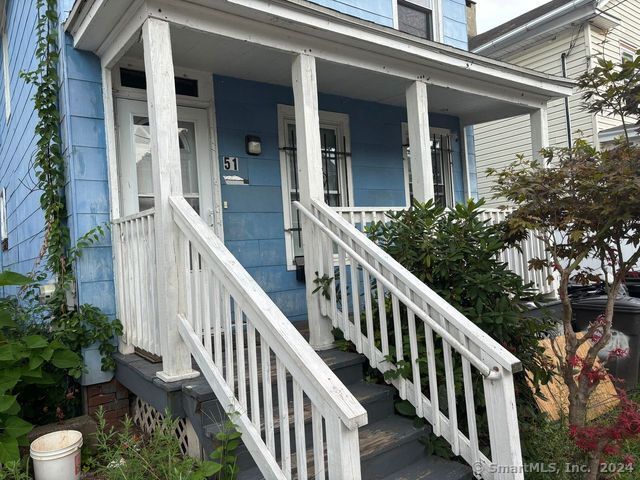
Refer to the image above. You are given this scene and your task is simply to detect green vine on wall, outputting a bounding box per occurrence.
[20,0,121,371]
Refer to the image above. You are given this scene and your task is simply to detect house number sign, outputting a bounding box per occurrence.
[223,156,239,171]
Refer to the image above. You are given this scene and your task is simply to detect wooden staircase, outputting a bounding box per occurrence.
[186,347,471,480]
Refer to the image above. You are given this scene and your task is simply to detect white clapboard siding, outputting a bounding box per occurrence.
[170,196,366,480]
[299,200,525,480]
[474,28,592,206]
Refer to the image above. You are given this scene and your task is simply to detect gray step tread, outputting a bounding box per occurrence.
[205,381,393,437]
[183,348,366,402]
[238,415,428,480]
[380,456,472,480]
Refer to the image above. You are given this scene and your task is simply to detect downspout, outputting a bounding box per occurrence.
[561,53,573,146]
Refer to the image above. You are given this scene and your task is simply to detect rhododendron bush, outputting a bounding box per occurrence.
[490,50,640,479]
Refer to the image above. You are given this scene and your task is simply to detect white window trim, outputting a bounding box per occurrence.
[277,104,353,270]
[620,43,635,62]
[393,0,443,43]
[0,187,7,247]
[2,14,10,123]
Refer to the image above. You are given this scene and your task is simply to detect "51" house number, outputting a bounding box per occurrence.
[223,156,239,171]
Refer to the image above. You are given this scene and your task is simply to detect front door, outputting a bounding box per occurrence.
[116,99,216,226]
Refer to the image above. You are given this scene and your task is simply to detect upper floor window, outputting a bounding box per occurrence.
[620,43,635,63]
[398,1,433,40]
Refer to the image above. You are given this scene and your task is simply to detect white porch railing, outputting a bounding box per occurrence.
[170,196,367,480]
[298,200,524,480]
[334,205,557,297]
[112,209,161,356]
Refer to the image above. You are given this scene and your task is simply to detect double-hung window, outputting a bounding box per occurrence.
[397,0,434,40]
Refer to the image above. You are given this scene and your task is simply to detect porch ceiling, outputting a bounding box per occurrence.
[66,0,574,125]
[123,26,537,124]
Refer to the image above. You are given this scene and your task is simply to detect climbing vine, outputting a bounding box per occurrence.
[20,0,121,370]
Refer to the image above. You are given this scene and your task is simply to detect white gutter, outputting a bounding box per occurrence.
[473,0,594,54]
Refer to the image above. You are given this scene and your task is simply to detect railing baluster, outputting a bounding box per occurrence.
[260,336,275,455]
[338,246,349,335]
[293,380,308,480]
[212,274,223,367]
[459,332,480,469]
[376,279,389,362]
[235,307,247,410]
[312,405,325,480]
[247,322,261,429]
[424,323,440,436]
[276,358,292,479]
[191,246,202,342]
[224,290,234,393]
[407,309,423,417]
[391,294,406,399]
[202,266,212,357]
[443,334,460,456]
[350,260,363,352]
[362,269,376,365]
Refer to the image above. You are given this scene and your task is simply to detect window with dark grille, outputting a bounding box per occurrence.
[398,1,433,40]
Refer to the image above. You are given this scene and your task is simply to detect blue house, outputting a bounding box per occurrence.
[1,0,572,478]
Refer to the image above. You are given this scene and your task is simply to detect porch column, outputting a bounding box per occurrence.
[292,53,334,350]
[530,105,549,162]
[406,81,434,202]
[143,18,199,382]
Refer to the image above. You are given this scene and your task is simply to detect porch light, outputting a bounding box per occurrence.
[245,135,262,155]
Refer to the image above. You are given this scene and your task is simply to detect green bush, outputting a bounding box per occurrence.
[365,199,556,455]
[0,271,83,464]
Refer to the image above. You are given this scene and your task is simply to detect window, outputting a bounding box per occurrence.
[401,123,454,208]
[1,18,10,121]
[620,44,635,63]
[0,187,7,251]
[119,68,199,97]
[398,1,433,40]
[278,105,352,268]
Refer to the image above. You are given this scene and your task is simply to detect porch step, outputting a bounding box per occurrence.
[200,347,472,480]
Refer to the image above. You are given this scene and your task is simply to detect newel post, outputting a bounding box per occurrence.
[291,53,334,350]
[406,81,434,203]
[143,18,198,382]
[530,105,549,162]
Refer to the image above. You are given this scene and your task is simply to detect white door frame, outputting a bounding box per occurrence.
[277,104,353,270]
[112,59,223,237]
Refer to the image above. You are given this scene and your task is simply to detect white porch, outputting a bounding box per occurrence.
[67,1,571,479]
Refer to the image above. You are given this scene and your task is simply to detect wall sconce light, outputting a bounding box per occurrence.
[245,135,262,156]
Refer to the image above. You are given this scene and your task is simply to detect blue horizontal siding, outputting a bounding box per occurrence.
[0,0,43,287]
[307,0,394,26]
[442,0,468,50]
[214,75,465,319]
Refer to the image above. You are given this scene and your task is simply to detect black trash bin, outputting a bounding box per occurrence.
[572,295,640,390]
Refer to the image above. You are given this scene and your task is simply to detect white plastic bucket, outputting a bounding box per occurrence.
[30,430,83,480]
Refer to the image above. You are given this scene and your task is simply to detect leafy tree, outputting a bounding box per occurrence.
[490,49,640,479]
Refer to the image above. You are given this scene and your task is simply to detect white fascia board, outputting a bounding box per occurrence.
[471,0,615,56]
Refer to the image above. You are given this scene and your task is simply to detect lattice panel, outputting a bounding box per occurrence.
[131,396,200,457]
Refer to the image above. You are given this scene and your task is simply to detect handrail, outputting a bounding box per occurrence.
[112,207,155,225]
[295,201,497,378]
[311,201,522,372]
[170,196,367,430]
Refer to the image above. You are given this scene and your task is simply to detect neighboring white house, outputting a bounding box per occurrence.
[470,0,639,205]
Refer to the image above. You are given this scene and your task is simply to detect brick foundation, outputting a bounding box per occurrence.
[84,379,130,427]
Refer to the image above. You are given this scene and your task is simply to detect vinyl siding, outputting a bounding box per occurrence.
[473,27,592,205]
[306,0,395,26]
[589,0,640,135]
